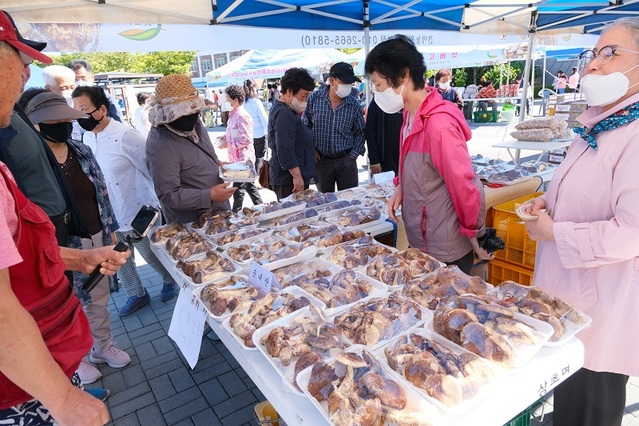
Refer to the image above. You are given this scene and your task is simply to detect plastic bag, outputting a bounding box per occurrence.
[479,228,505,253]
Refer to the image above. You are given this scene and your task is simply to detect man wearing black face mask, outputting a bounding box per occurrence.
[146,74,235,224]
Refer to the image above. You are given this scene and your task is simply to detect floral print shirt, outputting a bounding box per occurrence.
[66,139,119,302]
[226,106,255,164]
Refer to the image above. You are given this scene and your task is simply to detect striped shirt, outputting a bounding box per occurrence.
[301,86,365,158]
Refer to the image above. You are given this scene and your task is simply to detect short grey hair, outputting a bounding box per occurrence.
[604,17,639,48]
[42,65,76,87]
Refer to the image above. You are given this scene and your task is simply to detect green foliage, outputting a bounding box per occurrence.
[453,68,468,88]
[337,48,360,55]
[482,63,518,88]
[47,51,197,76]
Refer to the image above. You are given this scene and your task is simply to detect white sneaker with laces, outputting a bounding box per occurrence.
[77,359,102,385]
[89,345,131,368]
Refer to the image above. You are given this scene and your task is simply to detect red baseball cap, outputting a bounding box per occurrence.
[0,10,52,64]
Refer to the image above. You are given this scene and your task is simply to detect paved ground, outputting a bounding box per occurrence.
[86,117,639,425]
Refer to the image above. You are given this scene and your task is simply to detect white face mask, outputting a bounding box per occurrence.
[61,90,73,106]
[335,84,352,98]
[374,84,404,114]
[290,96,307,113]
[438,81,450,90]
[580,63,639,106]
[75,80,93,87]
[223,101,233,110]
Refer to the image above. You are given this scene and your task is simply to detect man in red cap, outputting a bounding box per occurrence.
[0,10,128,425]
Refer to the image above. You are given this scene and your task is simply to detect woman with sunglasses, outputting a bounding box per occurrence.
[523,17,639,426]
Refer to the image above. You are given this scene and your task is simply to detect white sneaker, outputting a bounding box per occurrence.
[89,345,131,368]
[77,359,102,385]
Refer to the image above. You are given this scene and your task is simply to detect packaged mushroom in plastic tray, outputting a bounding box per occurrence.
[252,304,351,395]
[240,200,306,222]
[397,266,494,311]
[261,208,320,230]
[149,223,188,246]
[334,186,367,200]
[189,210,259,236]
[175,250,241,285]
[375,327,502,415]
[487,281,591,346]
[273,258,388,316]
[222,286,326,350]
[282,188,338,208]
[223,236,318,271]
[193,274,272,320]
[206,227,273,250]
[332,294,430,350]
[432,294,554,370]
[297,344,441,426]
[313,199,363,216]
[323,206,386,231]
[364,184,395,200]
[273,222,367,253]
[321,235,396,269]
[363,248,444,288]
[219,160,258,183]
[164,230,215,262]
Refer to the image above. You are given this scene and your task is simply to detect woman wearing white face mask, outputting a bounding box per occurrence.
[522,18,639,426]
[435,69,463,109]
[267,68,317,200]
[365,35,493,275]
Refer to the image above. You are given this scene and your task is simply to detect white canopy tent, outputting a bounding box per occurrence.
[2,0,212,24]
[205,49,348,87]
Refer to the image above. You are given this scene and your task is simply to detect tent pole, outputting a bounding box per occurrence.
[515,32,535,163]
[531,55,535,116]
[542,51,547,115]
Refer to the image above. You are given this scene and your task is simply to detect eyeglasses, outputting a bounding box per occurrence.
[578,45,639,67]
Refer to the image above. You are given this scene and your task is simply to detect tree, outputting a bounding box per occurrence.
[453,68,468,88]
[482,63,524,88]
[46,51,196,76]
[337,48,360,55]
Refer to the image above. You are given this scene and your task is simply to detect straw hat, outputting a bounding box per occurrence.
[149,74,206,127]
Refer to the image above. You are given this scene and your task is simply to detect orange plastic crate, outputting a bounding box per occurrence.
[488,259,534,286]
[491,192,544,269]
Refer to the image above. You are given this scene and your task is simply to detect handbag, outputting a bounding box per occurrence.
[258,156,270,189]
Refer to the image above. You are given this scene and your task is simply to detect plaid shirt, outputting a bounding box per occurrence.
[302,86,365,158]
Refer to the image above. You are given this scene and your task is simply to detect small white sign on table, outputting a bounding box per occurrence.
[168,283,209,369]
[372,171,394,185]
[248,261,281,292]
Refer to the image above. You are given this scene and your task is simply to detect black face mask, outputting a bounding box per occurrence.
[168,113,200,132]
[77,107,103,132]
[39,122,73,143]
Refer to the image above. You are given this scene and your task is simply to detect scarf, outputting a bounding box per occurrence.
[573,101,639,150]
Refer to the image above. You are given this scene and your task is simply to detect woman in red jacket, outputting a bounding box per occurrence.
[364,35,493,273]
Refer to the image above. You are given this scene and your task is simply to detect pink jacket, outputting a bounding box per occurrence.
[226,106,255,164]
[534,92,639,376]
[398,89,485,262]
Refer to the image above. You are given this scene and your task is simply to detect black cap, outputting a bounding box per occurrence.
[3,10,47,52]
[329,62,360,84]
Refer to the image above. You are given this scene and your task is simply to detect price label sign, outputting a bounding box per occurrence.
[248,261,281,292]
[168,285,208,369]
